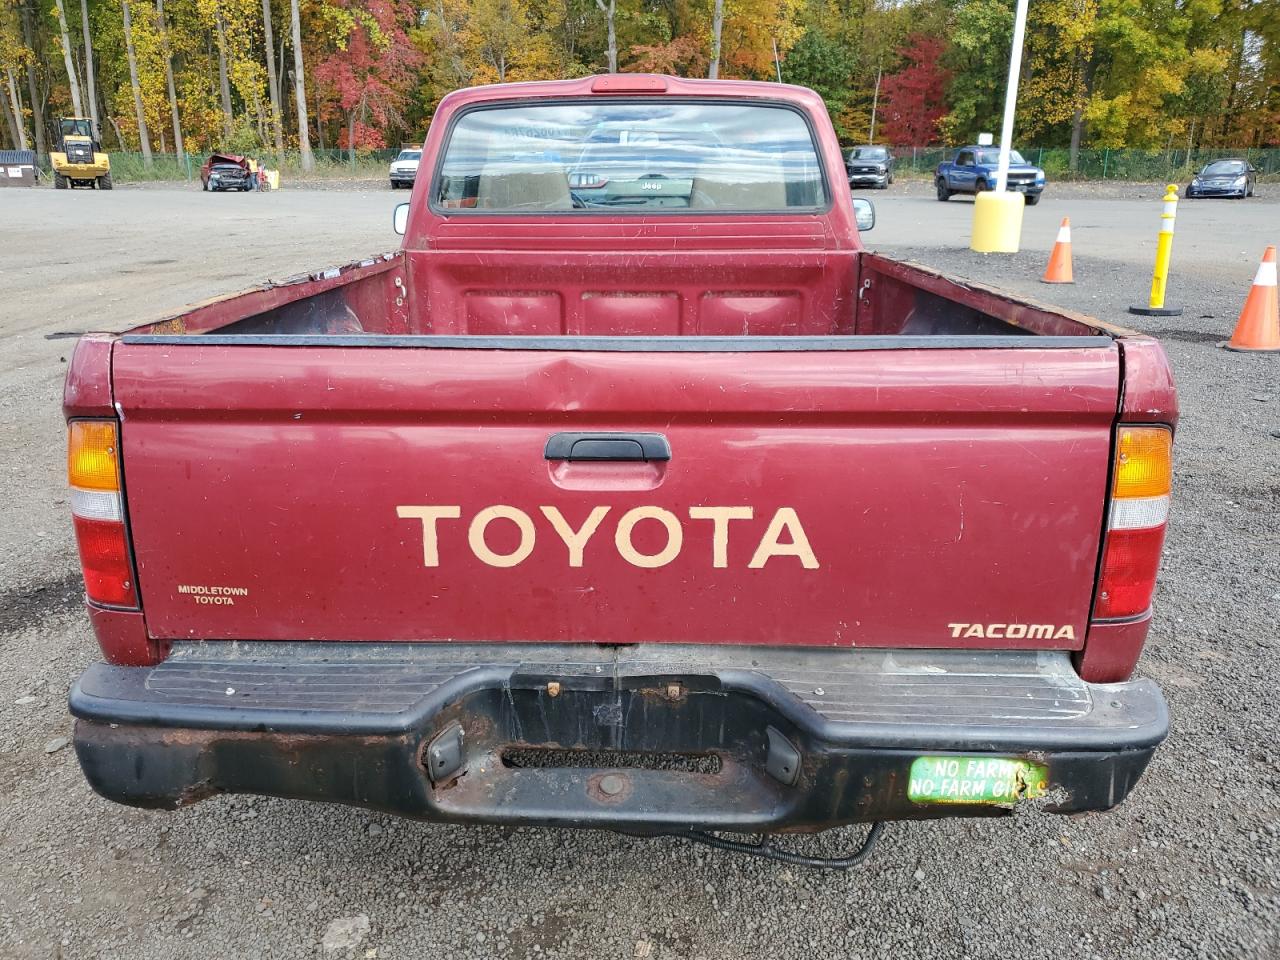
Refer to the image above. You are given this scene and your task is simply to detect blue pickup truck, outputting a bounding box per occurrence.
[935,146,1046,204]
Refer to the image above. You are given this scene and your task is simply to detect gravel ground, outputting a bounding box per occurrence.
[1,188,1278,960]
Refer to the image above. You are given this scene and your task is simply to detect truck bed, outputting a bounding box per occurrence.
[128,248,1113,341]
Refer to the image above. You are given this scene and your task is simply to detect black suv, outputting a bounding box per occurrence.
[846,146,894,189]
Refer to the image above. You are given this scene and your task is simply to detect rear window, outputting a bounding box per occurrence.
[434,101,827,213]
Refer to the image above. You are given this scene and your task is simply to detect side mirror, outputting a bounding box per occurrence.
[393,202,409,236]
[852,197,875,233]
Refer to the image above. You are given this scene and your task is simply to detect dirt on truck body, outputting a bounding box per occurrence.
[62,75,1176,858]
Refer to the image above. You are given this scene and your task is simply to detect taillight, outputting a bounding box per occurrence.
[68,420,138,608]
[1093,426,1172,620]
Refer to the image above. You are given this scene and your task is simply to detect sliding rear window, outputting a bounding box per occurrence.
[433,100,828,213]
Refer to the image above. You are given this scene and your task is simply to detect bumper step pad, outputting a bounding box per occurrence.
[71,643,1167,832]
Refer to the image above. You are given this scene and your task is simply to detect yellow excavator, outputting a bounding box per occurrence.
[50,117,112,189]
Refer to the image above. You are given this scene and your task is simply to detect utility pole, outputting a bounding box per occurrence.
[993,0,1030,192]
[868,63,882,143]
[970,0,1030,253]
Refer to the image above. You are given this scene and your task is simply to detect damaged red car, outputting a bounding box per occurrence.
[200,153,253,192]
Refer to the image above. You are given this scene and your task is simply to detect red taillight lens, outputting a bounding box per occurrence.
[1092,425,1172,622]
[1094,525,1166,620]
[68,420,139,609]
[72,516,138,607]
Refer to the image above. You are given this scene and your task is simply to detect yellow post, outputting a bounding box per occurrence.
[1129,184,1184,316]
[970,190,1026,254]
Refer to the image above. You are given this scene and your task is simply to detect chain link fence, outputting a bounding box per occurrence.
[32,148,403,182]
[892,147,1280,181]
[27,145,1280,184]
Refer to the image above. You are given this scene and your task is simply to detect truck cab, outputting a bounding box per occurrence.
[64,76,1171,855]
[935,146,1045,204]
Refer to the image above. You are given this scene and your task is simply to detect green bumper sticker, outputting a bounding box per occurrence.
[907,756,1048,805]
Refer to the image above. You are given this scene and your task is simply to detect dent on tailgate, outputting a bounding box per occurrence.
[111,339,1119,649]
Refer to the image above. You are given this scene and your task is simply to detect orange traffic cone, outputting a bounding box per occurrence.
[1225,246,1280,352]
[1042,217,1073,283]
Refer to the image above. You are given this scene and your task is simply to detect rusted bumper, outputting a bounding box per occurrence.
[69,643,1167,833]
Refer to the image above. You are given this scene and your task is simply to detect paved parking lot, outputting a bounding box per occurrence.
[1,183,1277,959]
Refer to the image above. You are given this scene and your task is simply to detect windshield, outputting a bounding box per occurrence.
[1202,160,1245,176]
[851,147,888,160]
[61,119,92,138]
[435,102,827,212]
[396,151,421,162]
[974,149,1027,165]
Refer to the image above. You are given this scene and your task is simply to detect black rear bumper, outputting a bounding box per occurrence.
[70,643,1167,833]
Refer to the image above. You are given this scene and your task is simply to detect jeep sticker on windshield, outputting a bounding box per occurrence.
[395,505,819,570]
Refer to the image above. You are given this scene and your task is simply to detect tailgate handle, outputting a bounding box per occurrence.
[544,432,671,462]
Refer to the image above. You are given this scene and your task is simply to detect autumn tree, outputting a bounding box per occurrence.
[259,0,281,151]
[460,0,561,84]
[1019,0,1097,167]
[18,0,46,154]
[413,0,471,112]
[626,36,706,76]
[314,0,422,154]
[878,34,948,145]
[5,0,1280,159]
[461,0,527,83]
[1,3,30,149]
[941,0,1013,142]
[781,29,855,134]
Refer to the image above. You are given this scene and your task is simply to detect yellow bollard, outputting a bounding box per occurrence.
[970,190,1026,253]
[1129,184,1184,316]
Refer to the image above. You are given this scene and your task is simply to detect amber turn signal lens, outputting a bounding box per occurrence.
[1112,427,1172,499]
[68,421,121,491]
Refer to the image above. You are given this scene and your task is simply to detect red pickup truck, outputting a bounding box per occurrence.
[65,75,1174,860]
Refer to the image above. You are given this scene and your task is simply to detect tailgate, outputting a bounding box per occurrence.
[111,338,1119,649]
